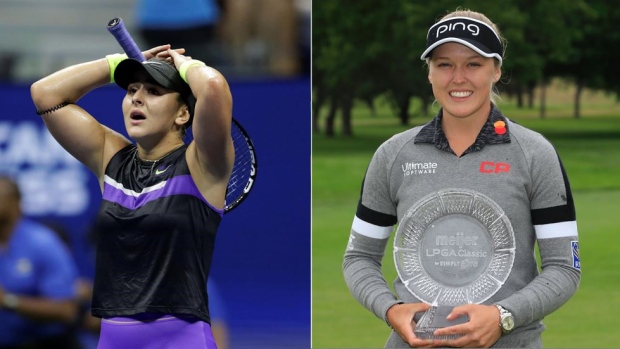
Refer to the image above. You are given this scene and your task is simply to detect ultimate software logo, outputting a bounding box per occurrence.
[402,162,438,177]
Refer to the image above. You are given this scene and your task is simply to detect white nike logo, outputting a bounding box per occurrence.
[155,165,172,175]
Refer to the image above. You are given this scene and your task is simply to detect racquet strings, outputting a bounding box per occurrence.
[226,120,255,211]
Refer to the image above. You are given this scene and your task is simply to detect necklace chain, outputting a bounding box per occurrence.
[137,143,184,163]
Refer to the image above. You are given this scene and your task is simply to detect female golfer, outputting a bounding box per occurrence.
[31,45,233,349]
[343,9,580,348]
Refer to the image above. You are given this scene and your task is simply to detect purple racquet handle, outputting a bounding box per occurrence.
[106,18,146,62]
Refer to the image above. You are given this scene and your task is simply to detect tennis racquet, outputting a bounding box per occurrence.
[106,17,257,213]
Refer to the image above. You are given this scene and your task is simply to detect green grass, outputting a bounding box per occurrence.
[312,94,620,348]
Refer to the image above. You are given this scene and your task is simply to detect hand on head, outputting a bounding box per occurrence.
[142,45,186,61]
[164,49,195,71]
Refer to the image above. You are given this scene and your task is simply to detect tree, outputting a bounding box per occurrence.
[313,1,388,136]
[313,0,619,135]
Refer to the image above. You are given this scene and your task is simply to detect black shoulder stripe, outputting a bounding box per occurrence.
[356,169,397,227]
[356,201,397,227]
[531,204,575,225]
[531,154,576,225]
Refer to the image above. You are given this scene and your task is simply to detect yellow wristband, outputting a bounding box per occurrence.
[179,60,206,83]
[105,53,128,83]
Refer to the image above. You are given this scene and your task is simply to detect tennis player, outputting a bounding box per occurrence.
[343,9,580,348]
[31,45,233,349]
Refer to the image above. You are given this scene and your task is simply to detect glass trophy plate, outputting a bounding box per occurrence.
[414,306,469,340]
[394,189,516,339]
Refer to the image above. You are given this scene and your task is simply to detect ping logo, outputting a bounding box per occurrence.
[479,161,510,173]
[571,241,581,270]
[435,22,480,38]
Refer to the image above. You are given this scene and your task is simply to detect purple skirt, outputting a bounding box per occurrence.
[97,314,217,349]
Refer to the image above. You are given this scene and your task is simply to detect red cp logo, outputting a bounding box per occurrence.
[480,161,510,173]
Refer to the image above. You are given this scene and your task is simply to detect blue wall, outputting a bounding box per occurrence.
[0,78,311,348]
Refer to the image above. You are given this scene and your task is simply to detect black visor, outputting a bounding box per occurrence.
[114,59,196,117]
[420,17,503,65]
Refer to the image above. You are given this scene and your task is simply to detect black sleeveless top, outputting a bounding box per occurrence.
[91,144,222,323]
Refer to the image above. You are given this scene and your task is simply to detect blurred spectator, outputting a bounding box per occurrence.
[0,53,18,81]
[41,221,101,349]
[221,0,302,77]
[135,0,225,65]
[73,278,100,349]
[0,175,81,349]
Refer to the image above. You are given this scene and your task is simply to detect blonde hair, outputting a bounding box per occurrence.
[428,9,506,104]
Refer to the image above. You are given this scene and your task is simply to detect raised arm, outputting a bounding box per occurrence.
[30,56,130,185]
[168,50,234,206]
[30,45,174,187]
